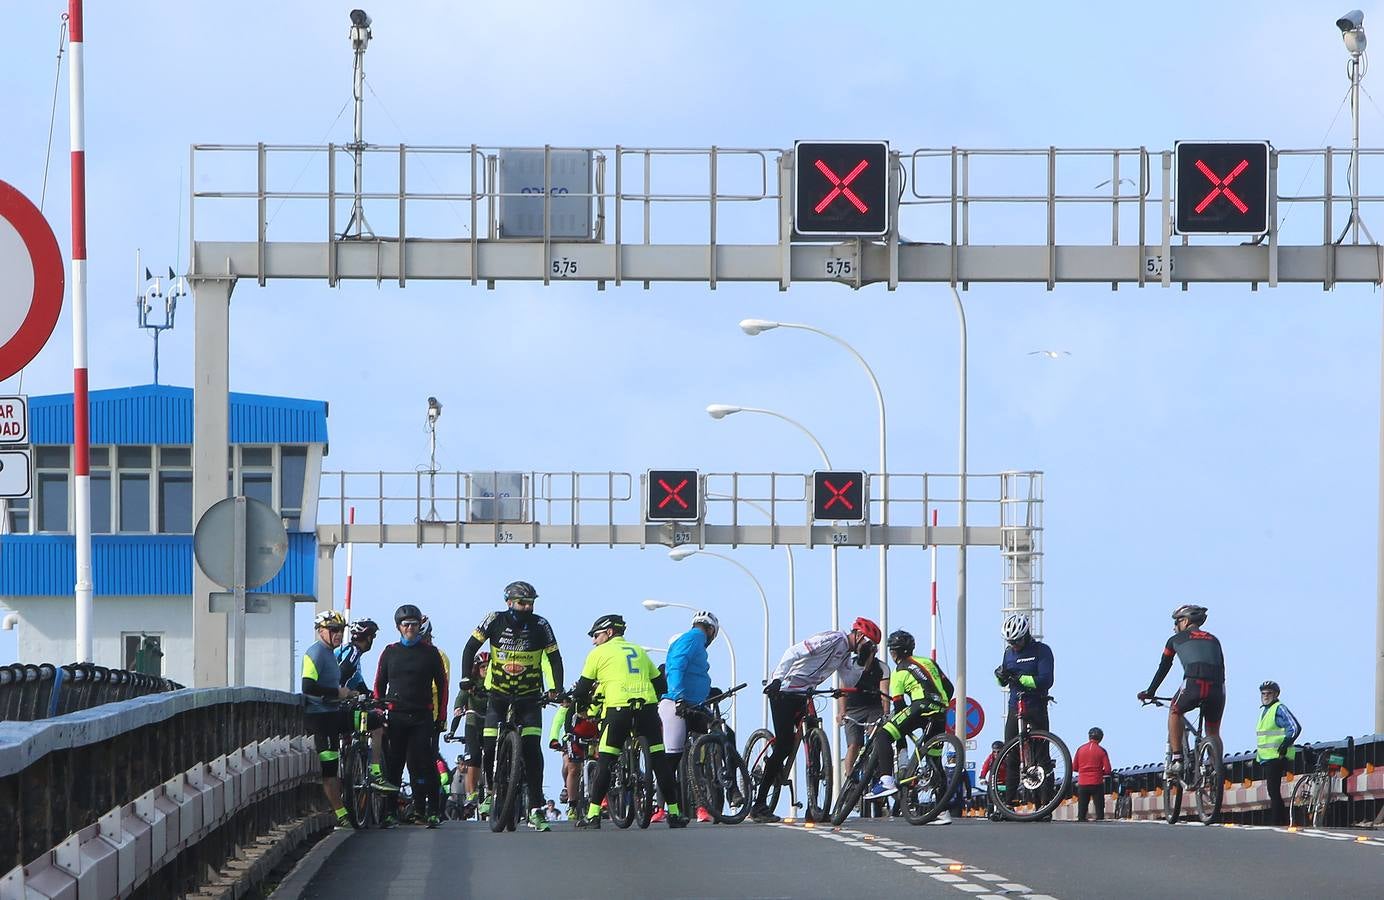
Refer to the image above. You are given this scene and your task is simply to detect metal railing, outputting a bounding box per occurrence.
[0,663,183,723]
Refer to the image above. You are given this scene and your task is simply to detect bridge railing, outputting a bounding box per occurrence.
[0,664,184,723]
[0,687,321,898]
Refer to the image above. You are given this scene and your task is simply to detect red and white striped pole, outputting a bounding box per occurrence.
[930,508,939,662]
[343,507,356,620]
[68,0,93,664]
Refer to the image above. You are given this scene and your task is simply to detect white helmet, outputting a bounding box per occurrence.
[691,610,720,642]
[1001,613,1031,643]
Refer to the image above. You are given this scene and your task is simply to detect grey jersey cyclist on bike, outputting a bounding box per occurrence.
[1137,604,1225,778]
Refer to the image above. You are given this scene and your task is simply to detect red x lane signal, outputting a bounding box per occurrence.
[812,470,866,522]
[794,141,890,237]
[1174,141,1270,235]
[646,469,700,522]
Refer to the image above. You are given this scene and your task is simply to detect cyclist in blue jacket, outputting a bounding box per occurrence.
[994,613,1055,812]
[659,610,719,823]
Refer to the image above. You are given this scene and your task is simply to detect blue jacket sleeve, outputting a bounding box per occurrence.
[1035,642,1054,693]
[665,631,693,700]
[1276,704,1301,744]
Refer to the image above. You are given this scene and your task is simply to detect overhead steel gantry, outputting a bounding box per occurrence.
[187,141,1382,686]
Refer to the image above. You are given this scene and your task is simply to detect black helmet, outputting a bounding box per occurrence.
[886,629,916,655]
[1259,680,1281,694]
[394,603,423,625]
[349,618,379,641]
[1089,726,1104,741]
[588,613,626,636]
[504,581,538,602]
[991,740,1003,750]
[1171,604,1208,627]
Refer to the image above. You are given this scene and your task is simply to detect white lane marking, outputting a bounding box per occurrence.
[931,873,965,883]
[999,884,1032,893]
[877,851,907,858]
[977,873,1007,882]
[955,885,989,893]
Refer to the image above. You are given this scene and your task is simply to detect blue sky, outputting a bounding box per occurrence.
[2,1,1381,774]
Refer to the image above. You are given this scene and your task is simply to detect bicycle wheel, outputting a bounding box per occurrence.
[341,742,372,829]
[902,731,965,826]
[509,779,528,831]
[744,729,781,811]
[1193,735,1224,825]
[804,727,834,823]
[634,737,656,829]
[489,730,522,833]
[610,745,637,829]
[830,751,873,827]
[991,730,1072,822]
[1289,775,1318,828]
[1115,792,1132,820]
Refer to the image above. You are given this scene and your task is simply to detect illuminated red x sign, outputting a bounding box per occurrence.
[821,478,856,511]
[814,158,870,214]
[657,478,689,510]
[1193,158,1249,214]
[647,469,700,522]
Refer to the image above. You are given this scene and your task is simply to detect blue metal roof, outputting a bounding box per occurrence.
[27,385,328,445]
[0,532,317,597]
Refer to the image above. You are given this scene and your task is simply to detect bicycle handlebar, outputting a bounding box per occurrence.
[1141,696,1174,707]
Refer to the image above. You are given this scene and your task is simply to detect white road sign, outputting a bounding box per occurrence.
[0,449,32,498]
[0,395,27,444]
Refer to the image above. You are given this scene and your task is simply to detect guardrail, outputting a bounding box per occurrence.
[0,687,320,898]
[0,664,183,723]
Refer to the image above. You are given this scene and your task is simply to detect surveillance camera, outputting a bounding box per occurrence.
[350,9,372,28]
[1337,9,1364,32]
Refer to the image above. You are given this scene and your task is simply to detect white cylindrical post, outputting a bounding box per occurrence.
[344,507,356,620]
[930,508,939,661]
[69,0,93,665]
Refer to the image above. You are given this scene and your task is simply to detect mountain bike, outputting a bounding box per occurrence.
[683,683,753,824]
[338,695,390,829]
[607,698,658,829]
[1142,696,1223,824]
[830,707,964,826]
[1290,746,1343,828]
[744,688,835,822]
[1112,776,1133,820]
[488,693,561,833]
[991,696,1072,822]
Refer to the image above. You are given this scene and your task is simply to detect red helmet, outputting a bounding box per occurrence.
[472,651,490,678]
[851,617,882,644]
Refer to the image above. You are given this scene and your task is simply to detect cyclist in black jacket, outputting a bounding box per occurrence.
[375,603,449,827]
[1137,604,1225,779]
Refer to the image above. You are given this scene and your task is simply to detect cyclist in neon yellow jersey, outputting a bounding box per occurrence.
[570,614,686,829]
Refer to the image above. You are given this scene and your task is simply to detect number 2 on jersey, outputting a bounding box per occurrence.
[624,647,640,674]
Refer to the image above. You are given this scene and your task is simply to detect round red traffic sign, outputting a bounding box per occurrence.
[0,180,64,382]
[946,696,985,740]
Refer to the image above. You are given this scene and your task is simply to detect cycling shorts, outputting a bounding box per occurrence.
[307,709,354,777]
[484,694,544,739]
[1171,679,1225,726]
[842,706,881,748]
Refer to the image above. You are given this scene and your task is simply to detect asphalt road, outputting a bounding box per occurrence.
[278,815,1384,899]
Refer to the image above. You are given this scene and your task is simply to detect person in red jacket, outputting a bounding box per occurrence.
[1074,726,1113,821]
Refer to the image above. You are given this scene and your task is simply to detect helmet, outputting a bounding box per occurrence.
[504,581,538,602]
[886,629,916,655]
[1089,726,1104,741]
[1001,613,1031,643]
[588,613,626,636]
[851,617,882,644]
[314,610,347,630]
[394,604,423,625]
[472,651,490,677]
[691,610,719,641]
[349,618,379,641]
[1171,604,1208,627]
[418,617,434,639]
[991,740,1004,750]
[1259,680,1281,694]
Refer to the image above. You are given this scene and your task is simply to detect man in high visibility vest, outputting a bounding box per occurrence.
[1256,680,1301,826]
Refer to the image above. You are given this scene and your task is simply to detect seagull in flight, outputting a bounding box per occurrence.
[1028,350,1071,359]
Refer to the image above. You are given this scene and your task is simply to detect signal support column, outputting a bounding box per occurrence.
[192,277,233,686]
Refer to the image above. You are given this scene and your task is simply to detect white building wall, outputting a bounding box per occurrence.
[6,594,296,691]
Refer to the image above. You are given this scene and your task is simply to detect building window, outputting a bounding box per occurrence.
[281,446,307,531]
[4,498,29,534]
[123,633,164,676]
[35,446,69,533]
[91,447,111,534]
[158,446,193,533]
[240,446,274,509]
[117,447,152,533]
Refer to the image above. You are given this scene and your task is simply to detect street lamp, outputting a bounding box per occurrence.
[707,490,796,645]
[423,396,443,522]
[739,319,891,640]
[642,599,738,732]
[667,547,770,726]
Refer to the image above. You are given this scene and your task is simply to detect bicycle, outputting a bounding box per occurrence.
[682,683,754,824]
[606,698,659,829]
[488,693,562,833]
[830,706,964,826]
[1112,775,1133,820]
[990,695,1073,822]
[1142,696,1223,824]
[1289,746,1344,828]
[338,694,390,830]
[744,688,835,822]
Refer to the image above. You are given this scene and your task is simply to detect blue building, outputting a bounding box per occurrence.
[0,385,328,689]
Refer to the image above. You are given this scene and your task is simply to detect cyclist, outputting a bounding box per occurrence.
[994,613,1054,811]
[1074,727,1113,821]
[979,739,1005,817]
[549,682,603,821]
[1136,604,1225,779]
[458,580,565,833]
[840,642,890,792]
[571,614,687,829]
[374,604,449,828]
[448,651,490,815]
[660,610,720,824]
[1256,680,1301,825]
[334,618,395,792]
[860,630,954,825]
[301,609,354,828]
[420,617,454,812]
[751,616,882,824]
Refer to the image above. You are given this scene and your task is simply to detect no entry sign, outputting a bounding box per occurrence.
[0,180,64,382]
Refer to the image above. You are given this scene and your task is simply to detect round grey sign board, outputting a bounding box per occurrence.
[193,496,289,590]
